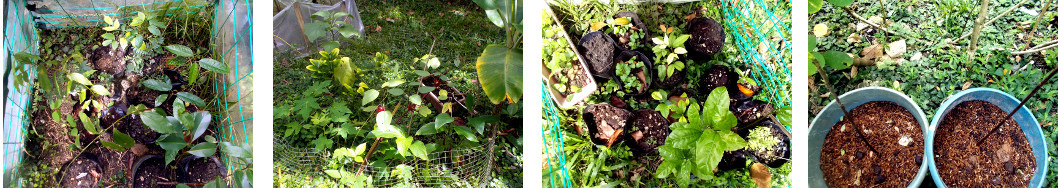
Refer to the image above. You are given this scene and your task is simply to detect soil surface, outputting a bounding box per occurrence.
[733,100,774,126]
[658,68,686,89]
[580,31,616,77]
[584,103,631,147]
[611,11,649,52]
[820,101,923,187]
[697,65,734,96]
[743,121,790,168]
[132,156,174,188]
[62,156,101,188]
[91,46,127,75]
[628,109,670,154]
[176,156,225,187]
[685,17,725,60]
[934,100,1035,187]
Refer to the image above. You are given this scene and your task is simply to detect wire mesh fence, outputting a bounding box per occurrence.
[2,0,252,187]
[721,0,792,108]
[273,136,496,187]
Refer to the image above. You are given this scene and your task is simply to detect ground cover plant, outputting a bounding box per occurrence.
[543,0,792,187]
[12,3,252,188]
[271,0,523,187]
[809,0,1058,186]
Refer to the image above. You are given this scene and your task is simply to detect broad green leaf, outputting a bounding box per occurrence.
[149,26,161,35]
[667,128,701,150]
[222,142,252,159]
[189,111,212,142]
[714,112,738,131]
[371,111,403,138]
[199,58,229,73]
[776,107,793,126]
[395,137,412,156]
[189,63,199,84]
[677,160,692,187]
[155,94,169,107]
[303,22,330,42]
[79,112,99,134]
[453,126,479,142]
[810,52,826,76]
[808,35,817,51]
[416,123,439,135]
[67,73,91,85]
[90,85,111,96]
[188,142,218,157]
[809,0,824,13]
[176,184,191,188]
[339,24,359,38]
[312,136,334,151]
[822,51,852,70]
[659,145,683,161]
[325,170,342,178]
[718,131,747,151]
[409,141,428,160]
[693,131,720,171]
[829,0,854,7]
[334,57,358,93]
[157,134,187,164]
[102,16,120,31]
[656,160,678,179]
[141,110,179,134]
[361,89,379,106]
[130,12,145,26]
[321,41,340,52]
[475,45,523,104]
[165,44,195,57]
[468,115,500,134]
[112,129,135,148]
[101,141,126,152]
[142,79,172,91]
[414,70,430,77]
[387,88,404,96]
[409,94,422,105]
[176,92,207,107]
[101,33,114,40]
[419,86,436,93]
[203,177,224,188]
[704,87,731,126]
[382,79,405,88]
[433,113,455,129]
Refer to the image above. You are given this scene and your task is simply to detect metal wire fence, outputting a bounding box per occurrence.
[2,0,252,187]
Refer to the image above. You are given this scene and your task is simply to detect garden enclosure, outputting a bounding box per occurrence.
[2,0,252,187]
[543,0,791,186]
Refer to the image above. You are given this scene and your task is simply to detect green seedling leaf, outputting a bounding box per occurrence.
[468,115,500,134]
[101,141,126,152]
[438,90,449,100]
[155,94,169,107]
[361,89,380,106]
[157,134,187,164]
[141,110,180,134]
[79,112,99,134]
[165,44,195,57]
[414,70,430,77]
[418,86,436,93]
[321,41,340,52]
[433,113,455,130]
[222,142,252,159]
[130,12,146,26]
[416,123,439,135]
[142,79,172,91]
[388,88,404,96]
[188,142,218,157]
[822,51,852,70]
[199,58,229,73]
[453,126,479,142]
[371,111,403,138]
[67,73,91,85]
[410,141,428,160]
[409,94,423,105]
[339,24,359,38]
[90,85,111,96]
[176,92,207,107]
[113,129,135,148]
[189,111,212,142]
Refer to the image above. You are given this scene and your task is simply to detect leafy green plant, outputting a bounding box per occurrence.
[304,10,362,51]
[650,26,691,81]
[306,48,360,93]
[603,17,645,50]
[615,56,645,93]
[138,91,215,164]
[807,35,852,76]
[472,0,523,104]
[656,87,747,187]
[543,12,581,95]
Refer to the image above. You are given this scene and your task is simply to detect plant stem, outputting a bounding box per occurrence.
[56,111,136,185]
[953,0,1032,44]
[1021,0,1055,51]
[967,0,993,61]
[977,65,1058,145]
[811,60,878,153]
[841,7,900,37]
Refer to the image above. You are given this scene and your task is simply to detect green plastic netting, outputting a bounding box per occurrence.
[2,0,252,187]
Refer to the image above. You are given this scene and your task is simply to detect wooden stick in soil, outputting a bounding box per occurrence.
[811,61,878,153]
[357,102,407,175]
[977,65,1058,145]
[1020,0,1055,51]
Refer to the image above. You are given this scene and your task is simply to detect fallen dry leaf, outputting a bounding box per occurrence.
[963,81,972,90]
[751,163,772,188]
[862,44,884,60]
[813,23,829,38]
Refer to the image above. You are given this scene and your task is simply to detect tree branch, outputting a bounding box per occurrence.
[841,7,900,37]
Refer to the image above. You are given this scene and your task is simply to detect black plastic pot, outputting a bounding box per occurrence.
[615,50,654,97]
[583,103,631,147]
[130,155,174,188]
[175,155,226,187]
[739,120,791,168]
[611,11,651,52]
[696,65,735,98]
[419,75,470,117]
[579,31,622,88]
[684,17,725,61]
[626,109,670,155]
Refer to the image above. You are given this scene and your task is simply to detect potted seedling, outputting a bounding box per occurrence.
[654,87,747,186]
[61,156,102,188]
[175,155,227,187]
[595,11,649,52]
[927,88,1047,187]
[543,7,598,108]
[696,65,734,97]
[651,25,691,89]
[740,120,790,168]
[579,31,621,87]
[130,155,171,188]
[626,109,669,155]
[415,54,471,117]
[614,50,654,97]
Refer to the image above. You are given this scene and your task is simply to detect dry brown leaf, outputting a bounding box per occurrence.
[847,33,862,43]
[963,81,972,90]
[813,23,829,37]
[862,44,884,60]
[751,163,772,188]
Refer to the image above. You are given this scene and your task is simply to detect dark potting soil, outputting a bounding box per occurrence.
[820,101,923,187]
[685,17,725,59]
[580,31,616,76]
[62,157,101,188]
[90,46,127,75]
[718,150,748,171]
[698,65,734,96]
[584,103,631,147]
[628,109,670,154]
[934,100,1035,187]
[133,156,174,188]
[658,68,686,89]
[733,100,774,126]
[612,11,649,52]
[175,156,225,187]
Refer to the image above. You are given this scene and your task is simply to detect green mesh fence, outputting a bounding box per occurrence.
[2,0,252,187]
[542,82,571,188]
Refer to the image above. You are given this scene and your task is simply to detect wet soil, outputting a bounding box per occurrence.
[61,156,101,188]
[934,100,1035,187]
[90,46,127,75]
[175,156,225,187]
[627,109,670,155]
[131,155,174,188]
[549,59,591,96]
[583,103,631,147]
[697,65,734,97]
[685,17,725,60]
[820,101,923,187]
[733,100,774,126]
